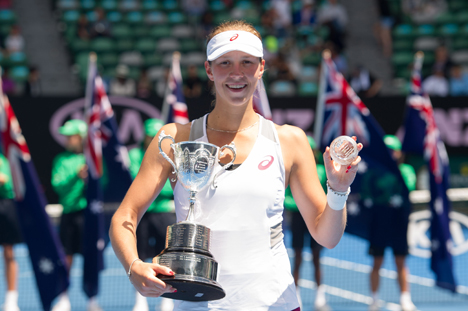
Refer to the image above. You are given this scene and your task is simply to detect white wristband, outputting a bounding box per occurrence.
[326,181,350,211]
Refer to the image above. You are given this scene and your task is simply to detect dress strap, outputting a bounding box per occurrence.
[189,115,206,141]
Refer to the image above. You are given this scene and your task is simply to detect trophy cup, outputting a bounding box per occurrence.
[329,136,359,168]
[154,130,236,301]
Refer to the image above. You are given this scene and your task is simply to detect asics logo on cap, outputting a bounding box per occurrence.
[230,34,239,41]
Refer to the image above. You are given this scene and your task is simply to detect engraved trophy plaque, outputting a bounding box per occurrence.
[154,131,236,301]
[329,136,359,167]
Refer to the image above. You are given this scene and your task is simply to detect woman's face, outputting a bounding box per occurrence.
[205,50,265,106]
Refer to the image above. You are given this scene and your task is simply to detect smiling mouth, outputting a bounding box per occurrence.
[226,84,247,90]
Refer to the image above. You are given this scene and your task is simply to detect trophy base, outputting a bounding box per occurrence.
[158,274,225,301]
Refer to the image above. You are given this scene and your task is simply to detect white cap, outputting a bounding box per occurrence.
[206,30,263,61]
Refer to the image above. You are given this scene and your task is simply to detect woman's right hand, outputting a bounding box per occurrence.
[129,260,177,297]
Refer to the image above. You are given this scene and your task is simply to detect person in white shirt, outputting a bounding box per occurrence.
[109,64,136,97]
[109,20,362,311]
[422,67,449,97]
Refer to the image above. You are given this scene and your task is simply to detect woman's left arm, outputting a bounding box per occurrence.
[278,125,362,249]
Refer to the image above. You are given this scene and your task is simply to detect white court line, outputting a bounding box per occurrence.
[299,279,402,311]
[300,254,468,296]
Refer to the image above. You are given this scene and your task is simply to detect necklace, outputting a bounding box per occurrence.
[206,115,259,133]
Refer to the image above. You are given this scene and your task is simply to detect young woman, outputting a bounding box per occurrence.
[110,20,362,311]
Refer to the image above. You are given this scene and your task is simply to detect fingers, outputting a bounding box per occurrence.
[131,262,177,297]
[323,146,333,171]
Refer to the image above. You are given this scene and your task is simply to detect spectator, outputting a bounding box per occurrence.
[271,0,293,37]
[200,11,214,38]
[324,41,348,75]
[293,0,317,27]
[271,53,297,85]
[182,0,207,17]
[136,68,152,98]
[374,0,394,58]
[449,65,468,96]
[432,45,453,79]
[422,66,449,97]
[317,0,348,51]
[183,65,203,98]
[1,67,15,95]
[402,0,447,23]
[349,65,382,97]
[77,14,91,41]
[24,66,42,97]
[110,64,136,97]
[4,25,24,54]
[155,67,170,98]
[90,8,111,38]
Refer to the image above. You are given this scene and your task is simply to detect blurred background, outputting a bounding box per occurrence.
[0,0,467,310]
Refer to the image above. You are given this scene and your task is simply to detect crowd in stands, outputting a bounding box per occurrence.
[2,0,468,97]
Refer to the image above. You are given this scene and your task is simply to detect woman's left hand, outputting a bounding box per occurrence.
[323,136,363,192]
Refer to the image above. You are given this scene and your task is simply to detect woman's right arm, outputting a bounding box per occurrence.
[109,123,186,297]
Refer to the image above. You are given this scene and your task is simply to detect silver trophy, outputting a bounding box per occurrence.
[154,130,236,301]
[329,136,359,166]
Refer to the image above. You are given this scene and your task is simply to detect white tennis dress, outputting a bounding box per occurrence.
[172,114,299,311]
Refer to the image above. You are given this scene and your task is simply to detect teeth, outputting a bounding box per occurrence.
[228,85,246,89]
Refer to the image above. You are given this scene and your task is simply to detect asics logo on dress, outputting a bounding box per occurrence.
[258,155,274,170]
[230,34,239,41]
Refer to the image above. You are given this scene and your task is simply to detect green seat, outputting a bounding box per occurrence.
[422,52,435,65]
[235,1,254,10]
[391,51,414,67]
[142,0,159,11]
[90,38,116,53]
[144,54,163,66]
[99,52,119,67]
[167,11,186,24]
[101,0,118,11]
[133,25,149,38]
[435,12,454,25]
[437,23,459,36]
[302,53,321,66]
[125,11,143,24]
[416,24,435,36]
[450,0,468,11]
[148,25,171,38]
[86,10,97,22]
[210,0,226,11]
[452,38,468,50]
[393,24,414,39]
[298,82,318,96]
[162,0,179,11]
[62,10,80,24]
[75,52,92,80]
[116,38,134,52]
[394,67,411,79]
[8,52,27,66]
[393,39,413,51]
[70,39,91,53]
[213,12,232,25]
[57,0,79,10]
[180,39,200,53]
[145,11,166,24]
[0,10,16,25]
[135,38,156,53]
[10,66,29,83]
[120,0,140,11]
[80,0,96,10]
[0,24,11,36]
[112,24,132,39]
[107,11,123,23]
[455,11,468,25]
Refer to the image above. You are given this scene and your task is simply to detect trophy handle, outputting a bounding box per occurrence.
[212,142,236,188]
[158,130,178,182]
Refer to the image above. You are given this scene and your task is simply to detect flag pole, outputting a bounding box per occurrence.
[314,50,330,148]
[161,51,180,123]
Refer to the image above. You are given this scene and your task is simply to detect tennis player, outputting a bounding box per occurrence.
[110,20,362,310]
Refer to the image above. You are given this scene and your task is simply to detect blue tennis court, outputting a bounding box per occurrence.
[1,228,467,311]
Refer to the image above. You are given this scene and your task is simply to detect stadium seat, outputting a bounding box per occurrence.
[0,24,11,36]
[298,66,318,82]
[90,38,116,53]
[99,52,119,67]
[145,11,166,24]
[70,39,91,53]
[180,39,200,53]
[148,25,171,38]
[435,12,454,25]
[210,0,226,12]
[414,37,439,51]
[107,11,123,23]
[302,53,321,66]
[0,10,16,25]
[156,38,180,52]
[393,24,414,39]
[437,23,459,36]
[392,52,414,67]
[57,0,79,10]
[80,0,96,10]
[10,66,29,82]
[8,52,27,66]
[450,0,468,12]
[133,25,149,38]
[269,81,296,97]
[119,0,140,11]
[298,81,318,96]
[86,10,97,22]
[416,24,435,36]
[144,54,163,66]
[235,1,254,10]
[112,24,132,39]
[451,50,468,64]
[455,11,468,25]
[62,10,80,24]
[147,66,165,80]
[119,51,144,66]
[101,0,118,11]
[142,0,159,11]
[393,39,414,52]
[115,38,134,52]
[452,38,468,50]
[171,25,194,38]
[213,12,232,25]
[125,11,143,24]
[162,0,179,11]
[181,52,205,66]
[167,11,186,24]
[135,38,156,53]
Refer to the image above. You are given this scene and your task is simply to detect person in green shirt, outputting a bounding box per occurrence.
[365,135,417,311]
[51,119,102,311]
[0,153,22,311]
[285,136,328,310]
[129,119,176,311]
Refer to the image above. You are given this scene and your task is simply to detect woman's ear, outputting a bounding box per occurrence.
[205,61,214,81]
[258,59,265,79]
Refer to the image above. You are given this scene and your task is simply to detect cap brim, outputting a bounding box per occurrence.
[207,44,263,61]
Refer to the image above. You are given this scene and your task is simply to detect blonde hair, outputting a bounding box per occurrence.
[206,20,262,47]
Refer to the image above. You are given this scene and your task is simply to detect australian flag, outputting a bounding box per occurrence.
[82,54,132,297]
[161,52,189,124]
[315,52,411,249]
[402,52,456,292]
[0,92,69,310]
